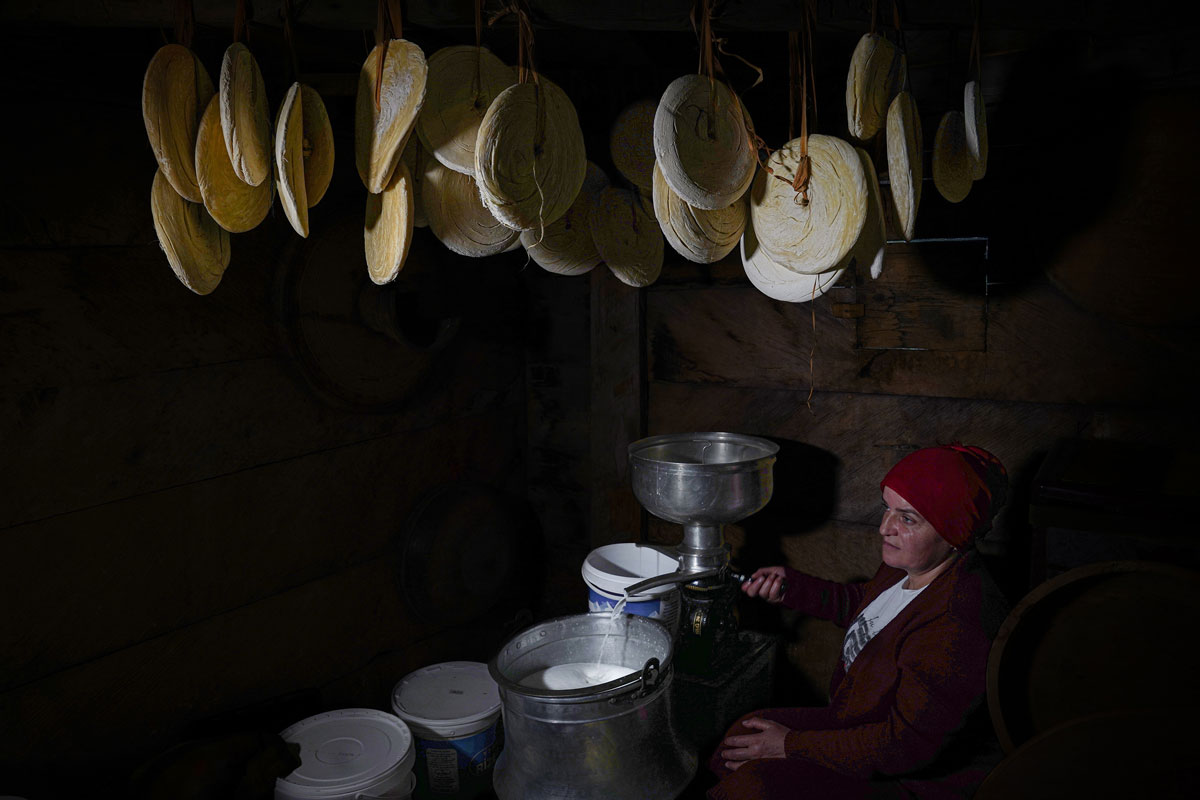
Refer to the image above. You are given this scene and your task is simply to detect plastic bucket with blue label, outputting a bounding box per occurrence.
[391,661,502,799]
[581,543,680,635]
[275,708,416,800]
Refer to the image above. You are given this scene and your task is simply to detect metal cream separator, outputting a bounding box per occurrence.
[623,432,779,619]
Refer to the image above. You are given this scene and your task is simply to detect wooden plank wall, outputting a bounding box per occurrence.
[0,28,537,796]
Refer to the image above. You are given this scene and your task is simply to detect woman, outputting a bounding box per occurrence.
[707,444,1011,799]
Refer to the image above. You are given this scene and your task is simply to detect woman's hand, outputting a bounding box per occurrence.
[741,566,787,604]
[720,718,790,770]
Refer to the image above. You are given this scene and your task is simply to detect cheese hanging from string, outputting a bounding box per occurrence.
[521,161,609,276]
[591,187,663,288]
[651,160,746,264]
[275,82,335,237]
[416,45,516,177]
[150,168,230,296]
[142,44,215,204]
[610,98,658,194]
[885,90,922,241]
[749,134,868,275]
[195,95,272,233]
[422,158,519,257]
[654,75,756,210]
[846,147,887,280]
[845,33,906,141]
[474,76,587,232]
[933,110,973,204]
[355,39,428,194]
[218,42,271,187]
[964,80,988,180]
[365,160,414,285]
[742,216,845,304]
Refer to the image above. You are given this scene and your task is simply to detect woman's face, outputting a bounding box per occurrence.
[879,486,956,580]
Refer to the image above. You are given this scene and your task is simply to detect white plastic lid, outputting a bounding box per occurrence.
[277,708,415,798]
[582,543,680,599]
[391,661,501,739]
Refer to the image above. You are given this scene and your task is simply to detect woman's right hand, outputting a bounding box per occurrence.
[741,566,787,604]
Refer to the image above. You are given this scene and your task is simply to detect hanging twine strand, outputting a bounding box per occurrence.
[688,0,764,173]
[969,0,983,84]
[490,1,538,85]
[281,0,300,83]
[690,0,720,134]
[174,0,195,49]
[488,0,547,250]
[893,0,909,91]
[233,0,248,45]
[474,0,485,100]
[372,1,405,112]
[793,0,818,206]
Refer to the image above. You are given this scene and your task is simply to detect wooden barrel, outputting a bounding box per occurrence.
[986,560,1200,753]
[975,709,1195,799]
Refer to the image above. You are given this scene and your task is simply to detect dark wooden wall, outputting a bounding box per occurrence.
[0,26,555,797]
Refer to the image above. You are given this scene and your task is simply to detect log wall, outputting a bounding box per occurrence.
[0,27,539,796]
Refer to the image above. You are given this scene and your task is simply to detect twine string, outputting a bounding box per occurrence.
[233,0,248,45]
[281,0,300,83]
[174,0,195,49]
[969,0,983,84]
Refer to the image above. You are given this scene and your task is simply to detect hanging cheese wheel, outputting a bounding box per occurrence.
[885,90,922,242]
[275,82,309,237]
[610,98,657,193]
[933,110,973,203]
[964,80,988,180]
[356,39,428,194]
[742,217,844,304]
[142,43,215,203]
[652,160,746,264]
[846,147,887,280]
[416,45,516,177]
[749,134,867,274]
[300,85,335,208]
[521,161,609,276]
[592,187,663,287]
[401,134,429,228]
[275,83,335,238]
[218,42,271,187]
[654,75,755,210]
[365,160,414,285]
[422,159,519,257]
[845,33,905,141]
[475,77,587,231]
[195,95,271,233]
[150,168,230,295]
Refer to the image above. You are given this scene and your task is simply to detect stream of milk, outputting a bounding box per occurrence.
[520,591,637,690]
[595,590,629,666]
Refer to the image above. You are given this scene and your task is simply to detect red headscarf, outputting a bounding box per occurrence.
[880,443,1007,550]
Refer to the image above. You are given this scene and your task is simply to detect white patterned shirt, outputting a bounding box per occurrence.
[841,578,927,669]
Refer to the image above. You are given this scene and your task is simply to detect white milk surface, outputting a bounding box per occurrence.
[520,663,635,690]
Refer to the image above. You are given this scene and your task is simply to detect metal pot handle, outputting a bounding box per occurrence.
[638,657,661,696]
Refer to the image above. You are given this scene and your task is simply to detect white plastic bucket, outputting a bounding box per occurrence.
[276,708,416,800]
[581,543,681,635]
[391,661,502,799]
